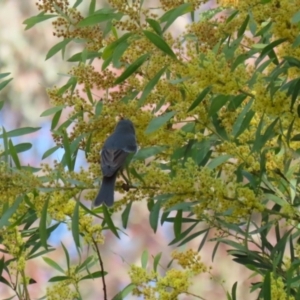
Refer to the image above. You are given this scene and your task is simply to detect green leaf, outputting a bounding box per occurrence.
[39,197,49,250]
[133,146,167,160]
[248,11,257,35]
[78,11,123,27]
[73,0,83,7]
[102,205,120,238]
[48,275,70,282]
[284,56,300,68]
[226,10,239,23]
[169,222,199,246]
[0,101,5,111]
[46,39,72,60]
[264,194,285,206]
[23,12,57,30]
[209,94,231,116]
[256,38,287,66]
[76,256,94,273]
[238,15,249,37]
[293,35,300,48]
[42,146,60,160]
[232,98,254,137]
[40,105,65,117]
[291,11,300,24]
[95,101,103,116]
[231,53,251,71]
[159,3,193,33]
[207,155,232,170]
[234,110,255,138]
[145,111,175,134]
[4,142,32,154]
[138,67,166,107]
[81,271,107,280]
[211,114,228,140]
[72,200,81,248]
[0,196,23,228]
[0,78,13,91]
[173,210,182,238]
[57,77,77,96]
[212,241,220,261]
[228,94,247,111]
[0,127,41,138]
[62,130,72,171]
[0,72,11,80]
[61,243,70,270]
[114,54,149,85]
[198,229,210,251]
[1,127,9,163]
[187,86,211,112]
[263,272,271,300]
[231,282,238,300]
[89,0,96,14]
[51,110,62,130]
[149,200,161,233]
[102,33,133,60]
[146,18,162,35]
[153,252,162,272]
[8,140,21,169]
[112,41,129,67]
[112,284,136,300]
[43,257,65,273]
[255,21,272,37]
[143,31,177,60]
[68,51,100,62]
[252,117,278,153]
[178,230,208,246]
[141,250,148,269]
[121,201,132,229]
[224,36,243,60]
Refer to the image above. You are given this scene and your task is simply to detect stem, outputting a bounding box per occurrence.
[21,269,31,300]
[92,239,107,300]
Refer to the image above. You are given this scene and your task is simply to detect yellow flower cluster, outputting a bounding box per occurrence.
[270,272,295,300]
[171,249,207,275]
[36,0,103,51]
[129,249,208,299]
[129,265,191,299]
[46,281,79,300]
[2,227,27,272]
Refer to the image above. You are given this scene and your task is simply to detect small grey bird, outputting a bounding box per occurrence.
[94,119,137,207]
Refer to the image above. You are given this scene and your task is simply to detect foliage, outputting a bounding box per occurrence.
[0,0,300,299]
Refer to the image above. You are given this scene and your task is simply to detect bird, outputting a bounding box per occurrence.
[94,119,137,207]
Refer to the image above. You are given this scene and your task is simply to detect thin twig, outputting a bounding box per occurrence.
[92,239,107,300]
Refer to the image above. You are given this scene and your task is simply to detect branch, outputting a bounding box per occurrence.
[92,239,107,300]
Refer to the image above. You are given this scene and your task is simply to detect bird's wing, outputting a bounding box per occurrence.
[101,148,129,177]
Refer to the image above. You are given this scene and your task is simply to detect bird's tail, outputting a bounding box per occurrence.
[94,173,117,207]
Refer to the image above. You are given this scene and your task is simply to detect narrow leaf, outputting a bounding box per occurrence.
[39,197,49,250]
[43,257,65,273]
[72,200,81,248]
[46,39,72,60]
[143,31,177,60]
[114,54,149,84]
[145,111,176,134]
[188,86,211,112]
[0,78,13,91]
[138,67,166,107]
[141,250,148,269]
[40,105,65,117]
[0,127,41,138]
[102,205,120,238]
